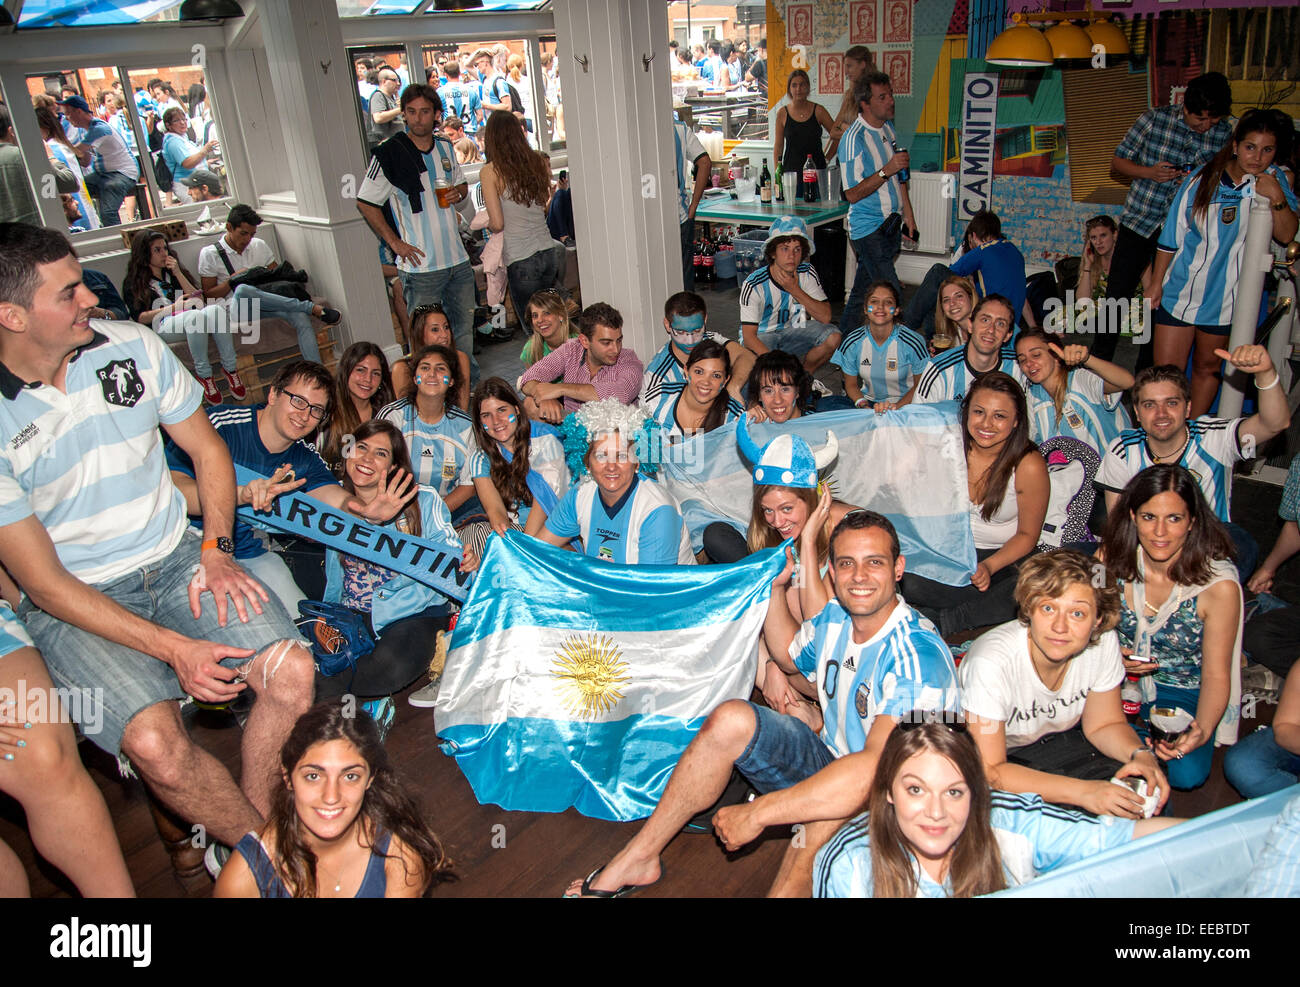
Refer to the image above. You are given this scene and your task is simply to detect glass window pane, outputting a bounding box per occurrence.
[124,66,227,212]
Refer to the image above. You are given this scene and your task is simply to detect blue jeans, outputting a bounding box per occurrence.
[734,701,835,794]
[402,261,479,385]
[506,246,563,335]
[1137,684,1214,790]
[84,169,136,226]
[18,531,304,755]
[841,224,903,336]
[155,303,237,379]
[229,284,320,364]
[1224,727,1300,799]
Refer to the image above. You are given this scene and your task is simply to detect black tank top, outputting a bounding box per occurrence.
[780,107,826,173]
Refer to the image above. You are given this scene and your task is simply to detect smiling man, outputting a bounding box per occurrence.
[565,510,958,897]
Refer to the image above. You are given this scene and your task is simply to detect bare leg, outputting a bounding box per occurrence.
[0,646,134,896]
[766,817,843,898]
[566,699,758,895]
[122,701,262,848]
[1189,329,1226,419]
[235,640,315,816]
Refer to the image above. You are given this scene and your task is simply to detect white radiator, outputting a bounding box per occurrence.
[906,171,954,255]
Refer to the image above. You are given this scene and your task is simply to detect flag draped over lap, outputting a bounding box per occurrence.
[660,404,977,586]
[435,531,787,821]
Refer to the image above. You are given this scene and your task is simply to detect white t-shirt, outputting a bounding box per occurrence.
[958,620,1125,748]
[197,236,276,284]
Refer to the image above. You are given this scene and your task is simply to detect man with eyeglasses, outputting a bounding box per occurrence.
[640,291,753,422]
[166,360,397,615]
[910,294,1026,405]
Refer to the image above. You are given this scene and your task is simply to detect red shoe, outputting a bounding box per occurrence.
[222,366,247,400]
[197,375,222,404]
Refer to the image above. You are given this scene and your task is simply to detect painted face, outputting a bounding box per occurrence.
[582,323,623,368]
[1233,130,1277,177]
[1014,337,1058,385]
[1026,582,1101,669]
[687,357,727,405]
[888,750,972,880]
[3,254,98,352]
[941,284,974,325]
[1133,490,1193,566]
[1087,224,1116,259]
[758,377,800,424]
[830,525,904,618]
[588,432,638,501]
[760,487,810,541]
[346,431,394,491]
[1133,381,1189,443]
[348,355,384,405]
[419,311,453,349]
[966,387,1018,450]
[415,354,452,398]
[865,286,899,327]
[268,378,330,440]
[289,738,372,846]
[478,396,519,445]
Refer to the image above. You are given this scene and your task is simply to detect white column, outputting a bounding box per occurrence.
[552,0,678,363]
[255,0,390,350]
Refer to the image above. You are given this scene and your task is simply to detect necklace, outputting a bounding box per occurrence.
[1149,427,1189,465]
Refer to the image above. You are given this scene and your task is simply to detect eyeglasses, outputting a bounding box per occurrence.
[281,388,329,422]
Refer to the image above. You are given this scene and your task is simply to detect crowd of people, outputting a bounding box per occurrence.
[0,46,1298,902]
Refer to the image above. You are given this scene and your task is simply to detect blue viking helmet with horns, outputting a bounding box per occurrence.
[735,414,838,489]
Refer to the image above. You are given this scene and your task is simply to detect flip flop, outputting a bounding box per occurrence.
[564,866,652,899]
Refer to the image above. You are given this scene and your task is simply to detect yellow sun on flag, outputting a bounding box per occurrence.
[551,633,631,719]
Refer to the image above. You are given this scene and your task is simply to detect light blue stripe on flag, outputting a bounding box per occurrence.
[436,531,786,820]
[660,405,977,586]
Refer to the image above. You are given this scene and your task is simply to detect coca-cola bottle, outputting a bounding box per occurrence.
[802,154,818,202]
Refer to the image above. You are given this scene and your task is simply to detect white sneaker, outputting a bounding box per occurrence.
[407,678,441,708]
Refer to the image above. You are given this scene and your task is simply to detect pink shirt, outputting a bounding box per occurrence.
[518,337,643,411]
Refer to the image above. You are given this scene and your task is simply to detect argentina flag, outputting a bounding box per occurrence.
[659,404,976,585]
[435,531,786,821]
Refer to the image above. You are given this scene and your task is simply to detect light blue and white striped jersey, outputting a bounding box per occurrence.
[378,397,475,498]
[0,602,33,658]
[544,475,694,565]
[0,320,202,584]
[357,134,467,274]
[813,791,1135,897]
[1158,165,1299,327]
[639,333,727,421]
[1025,368,1131,455]
[913,343,1024,404]
[1245,789,1300,897]
[836,116,901,239]
[673,121,708,224]
[739,263,828,335]
[831,324,929,403]
[790,597,959,759]
[1096,416,1243,522]
[438,81,482,132]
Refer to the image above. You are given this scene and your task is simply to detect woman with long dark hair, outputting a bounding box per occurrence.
[462,377,569,558]
[123,229,242,404]
[1148,109,1298,416]
[901,372,1048,635]
[480,110,566,333]
[214,701,453,897]
[318,342,394,475]
[1099,464,1241,791]
[812,719,1180,897]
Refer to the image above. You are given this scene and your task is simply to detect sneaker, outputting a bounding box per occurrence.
[222,366,247,400]
[203,841,232,879]
[361,696,396,741]
[318,306,341,325]
[407,678,441,708]
[197,374,222,404]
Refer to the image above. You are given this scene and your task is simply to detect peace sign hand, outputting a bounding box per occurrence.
[1048,342,1089,368]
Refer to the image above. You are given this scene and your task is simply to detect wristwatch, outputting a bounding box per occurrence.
[202,536,235,555]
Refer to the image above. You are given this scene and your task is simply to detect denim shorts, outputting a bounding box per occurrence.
[734,701,836,794]
[18,531,304,755]
[758,320,839,359]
